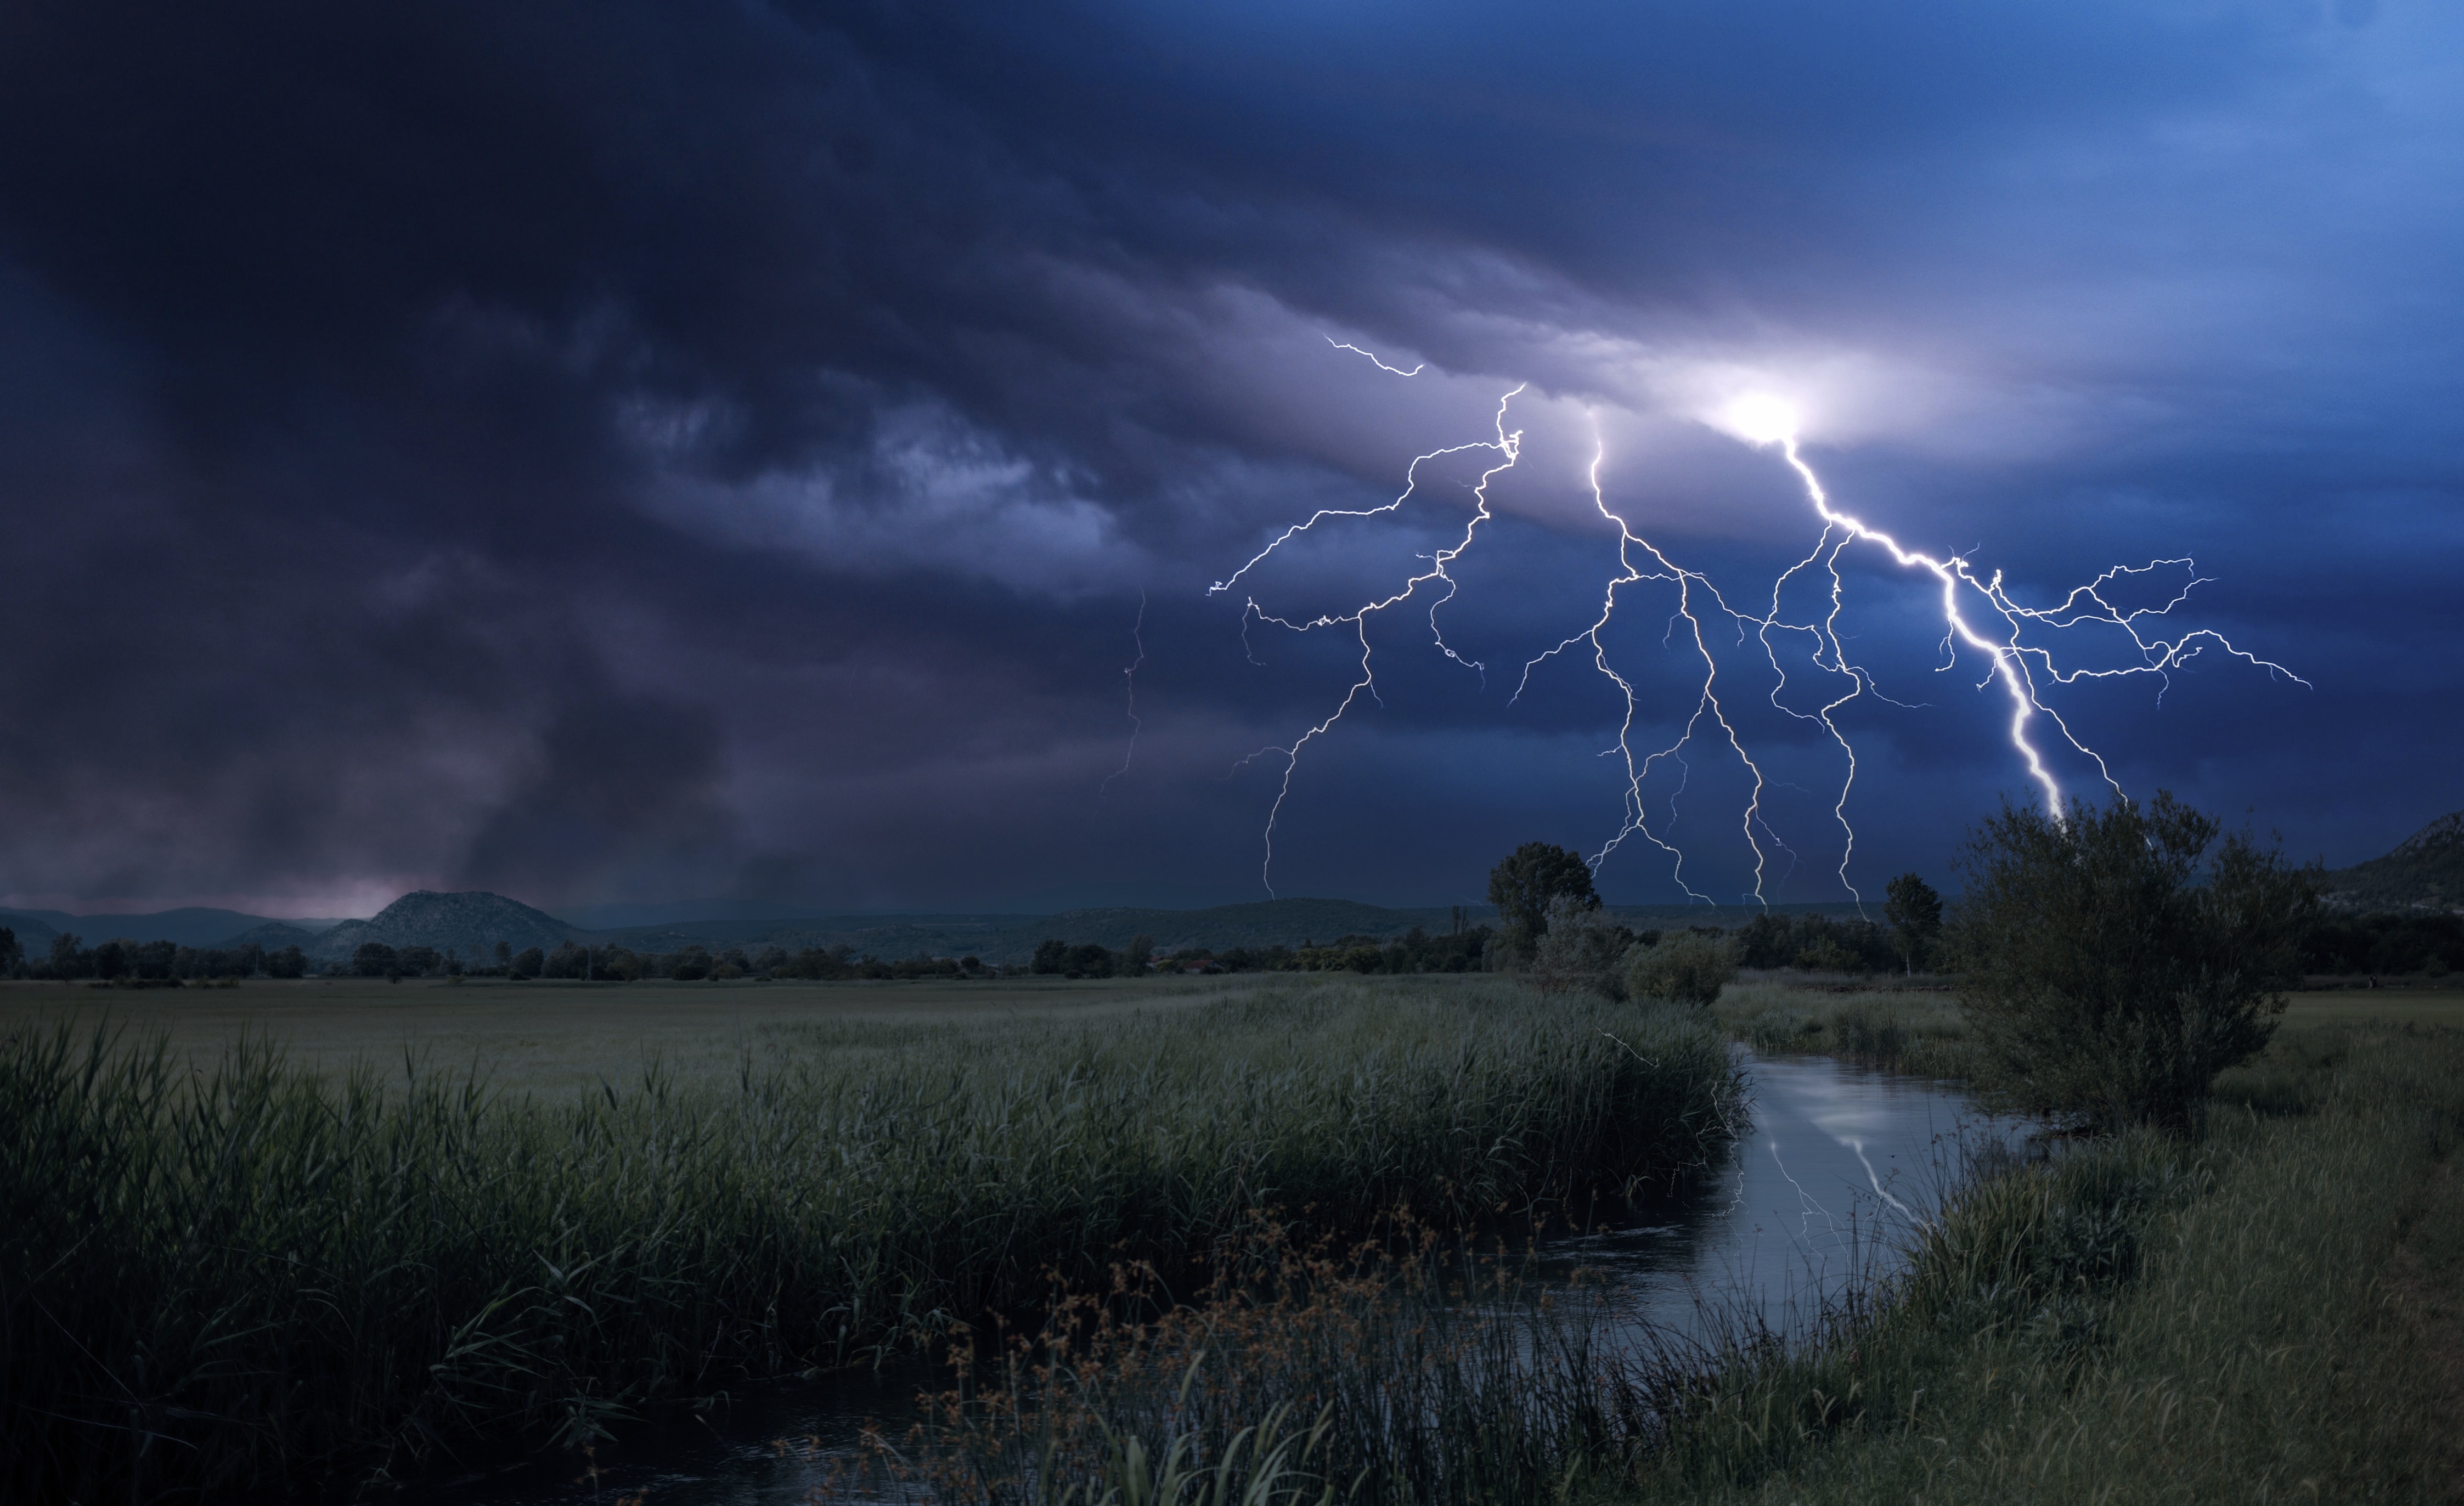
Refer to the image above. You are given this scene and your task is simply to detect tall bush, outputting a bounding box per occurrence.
[1950,791,2316,1130]
[1623,929,1736,1007]
[1529,895,1628,999]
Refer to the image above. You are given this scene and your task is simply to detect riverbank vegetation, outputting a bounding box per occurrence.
[0,978,1740,1501]
[848,799,2459,1504]
[841,1017,2462,1505]
[1615,1019,2464,1504]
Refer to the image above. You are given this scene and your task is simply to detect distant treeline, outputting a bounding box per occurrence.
[1020,920,1502,979]
[2299,911,2461,977]
[5,904,2455,985]
[0,931,309,983]
[353,940,1003,982]
[1732,913,1907,974]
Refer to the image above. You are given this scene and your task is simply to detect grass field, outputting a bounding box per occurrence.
[2283,983,2464,1028]
[0,973,1236,1096]
[7,975,2454,1093]
[9,972,2457,1502]
[0,974,1742,1502]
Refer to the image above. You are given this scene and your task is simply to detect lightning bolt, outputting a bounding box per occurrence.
[1759,426,2306,845]
[1219,360,2305,903]
[1324,335,1425,376]
[1100,589,1147,796]
[1216,347,1525,896]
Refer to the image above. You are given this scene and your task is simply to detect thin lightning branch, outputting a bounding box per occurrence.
[1515,431,1784,905]
[1220,360,1525,895]
[1324,335,1424,376]
[1100,589,1147,796]
[1220,359,2304,904]
[1512,418,2301,911]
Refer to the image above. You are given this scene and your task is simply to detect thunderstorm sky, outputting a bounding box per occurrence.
[1,0,2458,917]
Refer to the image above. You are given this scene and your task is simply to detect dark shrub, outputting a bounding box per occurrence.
[1952,792,2316,1131]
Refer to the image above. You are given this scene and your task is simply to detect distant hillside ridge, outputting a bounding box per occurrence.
[309,890,580,961]
[0,905,320,950]
[2324,809,2464,913]
[221,921,322,950]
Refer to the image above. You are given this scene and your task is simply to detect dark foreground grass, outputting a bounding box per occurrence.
[0,980,1739,1502]
[1619,1020,2464,1504]
[890,1019,2464,1505]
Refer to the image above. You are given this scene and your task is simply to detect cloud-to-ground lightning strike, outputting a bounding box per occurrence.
[1101,590,1147,796]
[1221,353,2306,903]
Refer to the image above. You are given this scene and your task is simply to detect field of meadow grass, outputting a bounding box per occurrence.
[874,1003,2463,1506]
[0,974,1741,1501]
[0,972,1243,1096]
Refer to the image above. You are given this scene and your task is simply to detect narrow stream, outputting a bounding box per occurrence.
[409,1052,2019,1504]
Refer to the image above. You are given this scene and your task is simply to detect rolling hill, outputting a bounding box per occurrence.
[0,906,347,949]
[309,891,582,961]
[2322,810,2464,913]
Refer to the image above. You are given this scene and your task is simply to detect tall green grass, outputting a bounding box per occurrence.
[1621,1022,2464,1503]
[919,1022,2464,1506]
[0,979,1740,1500]
[1717,981,1975,1078]
[823,1227,1689,1506]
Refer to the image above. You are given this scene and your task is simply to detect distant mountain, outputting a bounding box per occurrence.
[309,890,580,960]
[2324,810,2464,913]
[219,921,322,950]
[556,898,833,930]
[0,909,61,946]
[0,905,321,949]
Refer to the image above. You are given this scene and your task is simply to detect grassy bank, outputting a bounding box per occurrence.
[1716,979,1974,1078]
[0,978,1739,1501]
[1622,1019,2464,1503]
[890,1016,2464,1505]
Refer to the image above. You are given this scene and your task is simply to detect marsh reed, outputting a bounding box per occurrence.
[0,979,1740,1500]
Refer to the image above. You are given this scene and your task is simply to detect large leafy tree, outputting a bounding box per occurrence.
[1487,842,1600,954]
[1952,791,2316,1130]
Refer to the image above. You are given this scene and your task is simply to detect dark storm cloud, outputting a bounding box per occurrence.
[0,0,2455,912]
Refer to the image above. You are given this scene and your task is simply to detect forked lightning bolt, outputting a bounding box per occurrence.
[1221,359,2304,903]
[1212,349,1524,895]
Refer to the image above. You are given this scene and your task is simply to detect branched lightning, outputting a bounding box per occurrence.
[1757,431,2306,847]
[1323,335,1425,376]
[1216,347,1526,896]
[1220,356,2305,902]
[1100,589,1147,796]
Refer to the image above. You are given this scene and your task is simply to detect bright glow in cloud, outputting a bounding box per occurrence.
[1225,346,2308,905]
[1718,393,1803,447]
